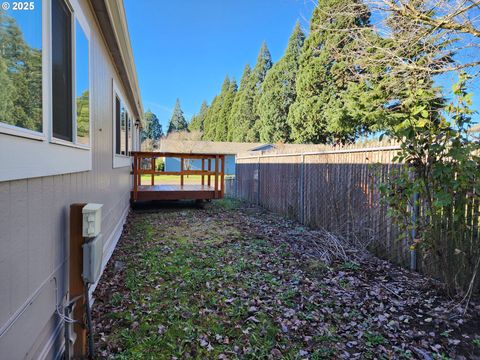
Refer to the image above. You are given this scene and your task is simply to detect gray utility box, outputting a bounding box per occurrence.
[82,235,103,284]
[82,203,103,238]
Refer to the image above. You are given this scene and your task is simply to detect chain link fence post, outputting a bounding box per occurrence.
[300,154,306,224]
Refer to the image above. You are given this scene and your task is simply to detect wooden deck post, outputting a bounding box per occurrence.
[201,158,205,186]
[220,155,225,198]
[69,204,87,358]
[208,159,211,187]
[180,157,184,188]
[133,154,138,201]
[151,157,155,186]
[214,155,219,198]
[137,155,142,187]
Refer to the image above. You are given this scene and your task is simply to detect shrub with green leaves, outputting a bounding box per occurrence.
[380,73,480,293]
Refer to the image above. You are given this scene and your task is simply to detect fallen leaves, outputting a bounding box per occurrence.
[91,201,480,359]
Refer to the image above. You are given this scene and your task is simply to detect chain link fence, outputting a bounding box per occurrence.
[235,144,412,268]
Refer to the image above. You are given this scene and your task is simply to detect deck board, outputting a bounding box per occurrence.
[131,185,217,201]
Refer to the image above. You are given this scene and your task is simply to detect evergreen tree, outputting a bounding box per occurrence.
[339,7,444,137]
[231,43,272,142]
[167,98,188,134]
[287,0,370,143]
[204,76,230,140]
[227,64,250,141]
[215,78,237,141]
[202,95,217,140]
[189,100,208,132]
[145,110,163,141]
[258,22,305,143]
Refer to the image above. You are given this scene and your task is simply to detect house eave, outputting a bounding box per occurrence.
[88,0,145,128]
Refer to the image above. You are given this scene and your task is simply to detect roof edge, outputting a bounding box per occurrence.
[88,0,145,127]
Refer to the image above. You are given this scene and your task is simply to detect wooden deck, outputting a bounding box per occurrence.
[131,185,217,201]
[130,152,226,202]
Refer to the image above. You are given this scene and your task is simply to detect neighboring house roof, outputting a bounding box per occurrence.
[158,140,266,155]
[249,144,276,152]
[469,123,480,133]
[89,0,144,126]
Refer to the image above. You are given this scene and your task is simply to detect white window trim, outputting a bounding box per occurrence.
[0,0,47,141]
[50,0,92,149]
[73,0,92,148]
[0,0,93,182]
[112,79,132,168]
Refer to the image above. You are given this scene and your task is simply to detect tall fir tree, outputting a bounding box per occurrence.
[188,101,208,132]
[230,43,272,142]
[215,78,237,141]
[257,22,305,143]
[202,76,230,140]
[167,98,188,134]
[227,64,250,141]
[339,6,444,136]
[287,0,370,144]
[202,95,219,140]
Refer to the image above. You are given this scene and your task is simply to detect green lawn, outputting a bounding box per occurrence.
[140,174,204,185]
[92,200,480,359]
[94,202,326,359]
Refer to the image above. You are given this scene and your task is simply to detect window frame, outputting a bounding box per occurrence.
[50,0,92,149]
[112,79,133,168]
[0,0,93,182]
[0,0,46,140]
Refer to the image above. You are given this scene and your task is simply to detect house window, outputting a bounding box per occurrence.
[127,113,132,154]
[75,20,90,145]
[0,1,42,133]
[52,0,73,141]
[113,81,134,167]
[120,103,126,154]
[0,0,93,182]
[114,91,131,156]
[115,95,121,154]
[52,0,90,146]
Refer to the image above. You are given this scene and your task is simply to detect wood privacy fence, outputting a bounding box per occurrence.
[234,143,480,291]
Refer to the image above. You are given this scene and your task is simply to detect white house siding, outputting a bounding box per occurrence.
[0,1,136,358]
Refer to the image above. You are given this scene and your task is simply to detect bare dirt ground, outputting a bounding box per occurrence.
[92,199,480,359]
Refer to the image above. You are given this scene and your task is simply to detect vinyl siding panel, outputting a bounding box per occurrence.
[0,0,135,358]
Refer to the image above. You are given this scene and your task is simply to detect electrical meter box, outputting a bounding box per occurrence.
[82,235,103,284]
[82,203,103,238]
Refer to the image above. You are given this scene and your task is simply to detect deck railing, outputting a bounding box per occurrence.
[130,152,225,201]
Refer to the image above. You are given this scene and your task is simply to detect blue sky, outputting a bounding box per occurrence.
[123,0,479,130]
[124,0,316,130]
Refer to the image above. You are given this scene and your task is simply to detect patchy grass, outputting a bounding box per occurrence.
[93,202,480,359]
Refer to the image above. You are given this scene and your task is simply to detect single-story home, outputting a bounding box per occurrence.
[159,140,268,175]
[469,123,480,138]
[0,0,143,358]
